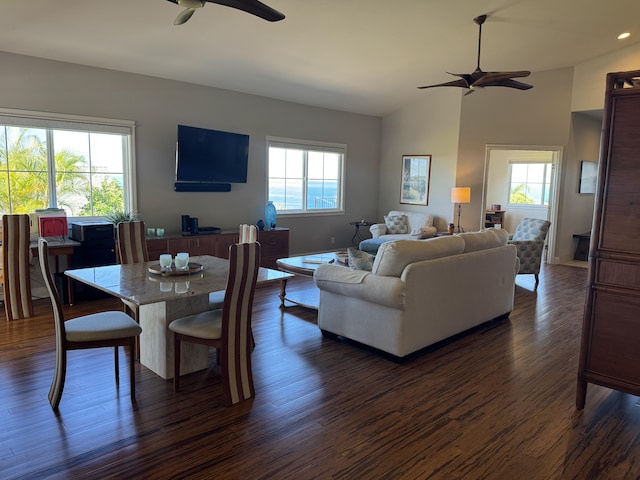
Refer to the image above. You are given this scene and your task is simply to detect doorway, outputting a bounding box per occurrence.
[482,145,563,264]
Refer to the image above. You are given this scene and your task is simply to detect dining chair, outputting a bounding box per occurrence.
[116,220,149,264]
[38,238,142,411]
[169,241,261,406]
[207,224,257,310]
[2,214,34,321]
[116,221,149,357]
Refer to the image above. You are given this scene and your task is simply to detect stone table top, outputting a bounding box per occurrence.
[65,255,292,306]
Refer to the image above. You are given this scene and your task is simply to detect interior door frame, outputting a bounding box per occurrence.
[482,144,564,265]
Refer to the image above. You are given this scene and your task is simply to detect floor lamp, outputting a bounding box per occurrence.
[451,187,471,233]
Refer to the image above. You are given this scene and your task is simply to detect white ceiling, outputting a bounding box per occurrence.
[1,0,638,116]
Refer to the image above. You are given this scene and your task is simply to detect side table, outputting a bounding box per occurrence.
[349,221,374,247]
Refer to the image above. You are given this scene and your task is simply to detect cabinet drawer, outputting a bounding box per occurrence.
[587,290,640,385]
[146,238,168,261]
[597,258,640,290]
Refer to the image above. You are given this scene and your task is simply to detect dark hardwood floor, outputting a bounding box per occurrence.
[1,265,639,479]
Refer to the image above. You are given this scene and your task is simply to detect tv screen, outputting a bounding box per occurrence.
[175,125,249,184]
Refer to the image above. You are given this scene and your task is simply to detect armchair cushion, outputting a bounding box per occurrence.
[384,214,408,234]
[508,218,551,277]
[512,218,551,241]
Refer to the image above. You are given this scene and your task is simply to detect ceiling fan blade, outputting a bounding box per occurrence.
[207,0,285,21]
[481,78,534,90]
[418,78,470,90]
[174,8,196,25]
[472,71,531,87]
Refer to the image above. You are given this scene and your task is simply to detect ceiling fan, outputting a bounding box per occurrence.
[166,0,285,26]
[418,14,533,95]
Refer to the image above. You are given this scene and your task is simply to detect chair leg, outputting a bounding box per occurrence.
[129,338,136,401]
[48,347,67,411]
[173,334,181,392]
[534,273,540,286]
[114,346,120,386]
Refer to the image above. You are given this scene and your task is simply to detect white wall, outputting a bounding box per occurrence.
[379,91,462,231]
[557,112,600,261]
[457,68,574,234]
[0,51,382,254]
[571,42,640,112]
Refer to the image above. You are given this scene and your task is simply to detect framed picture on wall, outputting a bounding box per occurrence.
[400,154,431,205]
[579,161,597,194]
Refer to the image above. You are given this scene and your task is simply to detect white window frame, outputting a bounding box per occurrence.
[507,161,553,207]
[266,136,345,216]
[0,107,137,220]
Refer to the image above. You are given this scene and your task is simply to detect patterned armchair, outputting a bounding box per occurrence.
[508,218,551,286]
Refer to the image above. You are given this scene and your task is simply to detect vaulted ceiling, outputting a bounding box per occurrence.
[1,0,638,116]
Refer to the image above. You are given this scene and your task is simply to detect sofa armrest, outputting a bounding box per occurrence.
[314,264,405,309]
[412,225,437,239]
[370,223,387,239]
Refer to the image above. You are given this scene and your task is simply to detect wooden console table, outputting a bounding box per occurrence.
[145,228,289,269]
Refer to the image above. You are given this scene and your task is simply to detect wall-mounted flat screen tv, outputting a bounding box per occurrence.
[175,125,249,184]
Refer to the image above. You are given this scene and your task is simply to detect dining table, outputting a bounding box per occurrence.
[65,255,293,380]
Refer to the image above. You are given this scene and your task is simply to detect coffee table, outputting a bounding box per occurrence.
[276,251,347,309]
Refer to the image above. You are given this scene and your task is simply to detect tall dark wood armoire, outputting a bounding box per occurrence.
[576,70,640,409]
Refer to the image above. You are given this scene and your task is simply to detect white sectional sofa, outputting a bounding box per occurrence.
[314,229,519,360]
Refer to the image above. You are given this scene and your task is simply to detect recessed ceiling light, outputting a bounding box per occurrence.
[618,32,631,40]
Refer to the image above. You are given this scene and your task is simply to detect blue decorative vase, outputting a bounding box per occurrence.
[265,201,277,231]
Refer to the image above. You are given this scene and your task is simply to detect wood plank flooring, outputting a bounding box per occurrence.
[1,266,639,479]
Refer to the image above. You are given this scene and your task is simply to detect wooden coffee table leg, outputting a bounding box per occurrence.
[279,278,288,307]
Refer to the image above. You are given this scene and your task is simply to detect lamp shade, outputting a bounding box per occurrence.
[451,187,471,204]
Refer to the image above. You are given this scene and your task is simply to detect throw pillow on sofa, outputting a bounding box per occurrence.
[384,214,408,234]
[348,247,375,271]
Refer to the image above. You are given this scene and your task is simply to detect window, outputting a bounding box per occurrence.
[0,108,135,218]
[508,162,552,206]
[267,137,345,214]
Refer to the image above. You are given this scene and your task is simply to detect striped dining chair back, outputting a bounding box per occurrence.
[2,214,34,321]
[117,221,149,264]
[170,241,261,405]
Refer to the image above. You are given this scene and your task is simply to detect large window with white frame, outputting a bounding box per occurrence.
[267,137,345,215]
[0,108,135,218]
[508,161,552,206]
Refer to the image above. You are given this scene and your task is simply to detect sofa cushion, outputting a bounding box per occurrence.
[384,214,408,234]
[359,238,390,254]
[348,247,375,271]
[457,228,509,253]
[372,236,465,277]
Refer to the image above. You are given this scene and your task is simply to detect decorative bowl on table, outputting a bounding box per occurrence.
[148,262,204,276]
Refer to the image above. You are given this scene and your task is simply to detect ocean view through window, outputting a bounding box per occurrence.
[267,137,345,215]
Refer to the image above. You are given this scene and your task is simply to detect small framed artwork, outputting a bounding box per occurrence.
[400,154,431,205]
[579,161,597,194]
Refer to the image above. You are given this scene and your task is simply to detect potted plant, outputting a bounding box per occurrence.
[107,211,139,225]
